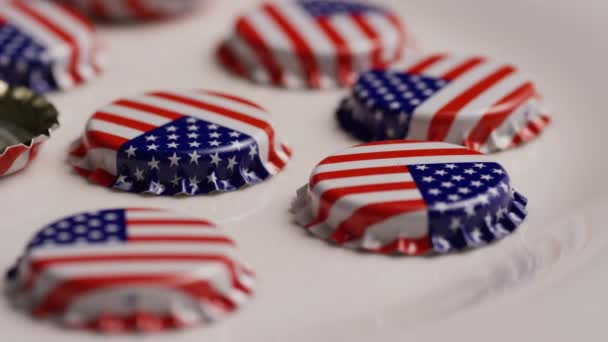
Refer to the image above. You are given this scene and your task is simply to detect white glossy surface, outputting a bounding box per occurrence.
[0,0,604,340]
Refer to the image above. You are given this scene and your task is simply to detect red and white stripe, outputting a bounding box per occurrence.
[396,54,550,153]
[295,140,492,255]
[69,89,292,186]
[0,133,50,177]
[509,113,551,148]
[0,0,105,90]
[218,1,408,88]
[15,209,254,331]
[59,0,202,21]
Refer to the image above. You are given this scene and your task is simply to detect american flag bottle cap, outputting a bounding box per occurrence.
[56,0,207,21]
[218,0,414,89]
[68,89,292,196]
[5,208,255,333]
[0,0,105,94]
[0,81,59,178]
[337,54,551,153]
[291,140,528,255]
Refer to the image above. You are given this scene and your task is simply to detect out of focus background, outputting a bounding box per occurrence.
[1,0,606,341]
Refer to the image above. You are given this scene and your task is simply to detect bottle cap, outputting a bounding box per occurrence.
[0,0,105,93]
[292,140,528,255]
[57,0,206,21]
[218,0,413,89]
[68,89,292,196]
[6,208,255,333]
[337,54,551,152]
[0,81,59,177]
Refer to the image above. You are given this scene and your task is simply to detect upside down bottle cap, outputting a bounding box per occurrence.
[0,81,59,177]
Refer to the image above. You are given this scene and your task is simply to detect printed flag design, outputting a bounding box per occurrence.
[293,140,527,255]
[0,134,48,177]
[68,90,291,196]
[338,54,551,152]
[0,0,104,93]
[6,208,255,332]
[218,0,409,88]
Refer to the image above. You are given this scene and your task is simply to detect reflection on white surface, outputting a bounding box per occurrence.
[283,201,597,342]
